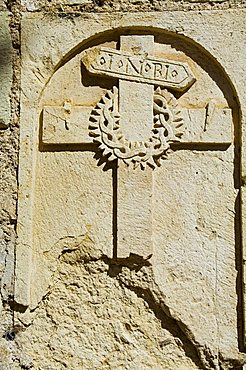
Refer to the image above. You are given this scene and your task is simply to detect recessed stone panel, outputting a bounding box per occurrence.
[16,11,246,367]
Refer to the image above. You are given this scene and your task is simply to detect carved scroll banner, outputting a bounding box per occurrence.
[82,46,195,91]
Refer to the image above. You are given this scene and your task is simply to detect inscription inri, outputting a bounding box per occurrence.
[82,47,195,91]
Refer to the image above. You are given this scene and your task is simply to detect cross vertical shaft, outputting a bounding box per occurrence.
[117,36,154,258]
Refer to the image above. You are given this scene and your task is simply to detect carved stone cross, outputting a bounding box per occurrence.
[112,37,155,259]
[85,35,195,259]
[42,35,232,259]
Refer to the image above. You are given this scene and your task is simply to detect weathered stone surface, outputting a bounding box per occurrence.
[14,245,204,369]
[21,0,90,10]
[42,105,232,145]
[82,46,195,91]
[0,0,6,10]
[42,105,92,144]
[19,0,246,12]
[0,13,12,129]
[11,8,246,370]
[21,0,42,11]
[0,11,16,303]
[0,7,19,370]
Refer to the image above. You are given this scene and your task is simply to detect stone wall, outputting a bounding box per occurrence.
[1,0,246,369]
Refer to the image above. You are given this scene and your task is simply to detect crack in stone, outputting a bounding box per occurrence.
[101,254,246,370]
[11,242,246,369]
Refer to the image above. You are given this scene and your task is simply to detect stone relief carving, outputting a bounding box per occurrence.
[15,19,243,367]
[89,86,184,168]
[82,36,194,169]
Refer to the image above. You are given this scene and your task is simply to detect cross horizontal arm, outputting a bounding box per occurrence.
[42,105,232,146]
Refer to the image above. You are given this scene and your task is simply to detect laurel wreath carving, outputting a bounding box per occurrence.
[89,86,184,169]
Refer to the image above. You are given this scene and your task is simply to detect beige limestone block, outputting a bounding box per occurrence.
[0,12,12,129]
[29,150,113,308]
[16,107,38,306]
[119,80,153,142]
[42,106,233,145]
[119,35,154,142]
[21,0,42,11]
[14,252,202,369]
[153,147,237,355]
[42,105,92,144]
[182,107,232,144]
[117,165,153,258]
[21,0,90,10]
[116,36,154,258]
[0,0,6,9]
[16,11,246,368]
[242,185,246,347]
[42,105,232,145]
